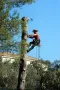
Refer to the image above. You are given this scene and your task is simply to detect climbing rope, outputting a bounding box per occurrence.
[38,46,40,60]
[36,46,38,59]
[36,45,40,60]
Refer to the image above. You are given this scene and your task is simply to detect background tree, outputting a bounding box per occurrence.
[51,60,60,70]
[0,56,20,89]
[0,57,60,90]
[25,59,60,90]
[0,0,35,53]
[0,0,20,53]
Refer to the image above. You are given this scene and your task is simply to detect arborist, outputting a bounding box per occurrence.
[27,29,40,52]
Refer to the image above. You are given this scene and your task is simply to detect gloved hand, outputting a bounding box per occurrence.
[28,35,33,38]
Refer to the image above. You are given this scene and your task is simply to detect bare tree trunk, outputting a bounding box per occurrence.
[17,17,28,90]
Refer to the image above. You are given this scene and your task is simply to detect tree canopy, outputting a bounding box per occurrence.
[0,0,36,53]
[0,57,60,90]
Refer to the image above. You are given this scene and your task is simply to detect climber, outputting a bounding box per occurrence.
[27,29,40,52]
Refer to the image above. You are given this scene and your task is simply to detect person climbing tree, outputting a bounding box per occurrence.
[27,29,40,52]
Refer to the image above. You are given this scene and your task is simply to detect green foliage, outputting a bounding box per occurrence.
[51,60,60,70]
[0,0,4,11]
[0,0,20,52]
[25,64,37,90]
[0,57,20,89]
[9,0,35,6]
[0,0,36,53]
[25,60,60,90]
[0,57,60,90]
[19,0,35,4]
[20,40,27,55]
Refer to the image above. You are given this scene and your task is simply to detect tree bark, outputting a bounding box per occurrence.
[17,17,28,90]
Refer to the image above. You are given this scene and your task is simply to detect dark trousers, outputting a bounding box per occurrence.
[27,39,40,52]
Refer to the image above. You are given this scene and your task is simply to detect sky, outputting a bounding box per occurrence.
[11,0,60,62]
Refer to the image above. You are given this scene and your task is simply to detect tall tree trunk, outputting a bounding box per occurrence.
[17,17,28,90]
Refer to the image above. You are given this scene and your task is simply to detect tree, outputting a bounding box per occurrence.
[0,0,36,90]
[0,57,20,89]
[51,60,60,70]
[25,60,60,90]
[0,0,36,53]
[0,0,20,52]
[0,57,60,90]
